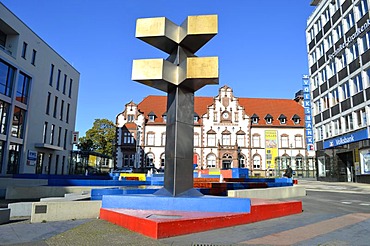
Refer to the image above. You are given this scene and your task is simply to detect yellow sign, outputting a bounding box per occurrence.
[88,155,97,167]
[265,130,278,169]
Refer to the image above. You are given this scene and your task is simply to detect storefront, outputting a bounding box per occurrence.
[317,128,370,183]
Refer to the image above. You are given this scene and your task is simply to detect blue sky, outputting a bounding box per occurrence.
[1,0,315,136]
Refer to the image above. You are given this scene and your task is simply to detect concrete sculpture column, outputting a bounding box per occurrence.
[132,15,219,196]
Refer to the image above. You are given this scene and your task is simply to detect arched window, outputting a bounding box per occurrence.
[160,153,165,169]
[206,154,216,168]
[253,154,261,169]
[145,153,154,167]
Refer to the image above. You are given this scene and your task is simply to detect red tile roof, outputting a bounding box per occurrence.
[136,95,304,127]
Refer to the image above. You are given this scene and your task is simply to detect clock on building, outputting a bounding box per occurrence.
[222,112,229,119]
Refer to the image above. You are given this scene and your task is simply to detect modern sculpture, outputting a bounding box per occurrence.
[132,15,219,196]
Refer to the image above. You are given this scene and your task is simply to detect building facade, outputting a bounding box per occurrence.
[115,86,316,177]
[0,3,80,175]
[307,0,370,183]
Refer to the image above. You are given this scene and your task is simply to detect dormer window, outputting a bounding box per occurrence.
[251,114,259,124]
[148,111,156,122]
[292,114,301,124]
[194,113,199,123]
[278,114,287,124]
[265,114,273,124]
[162,113,167,122]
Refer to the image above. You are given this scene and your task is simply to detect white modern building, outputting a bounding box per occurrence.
[307,0,370,183]
[116,85,316,178]
[0,3,80,175]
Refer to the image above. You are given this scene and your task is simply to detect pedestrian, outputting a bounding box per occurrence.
[283,164,293,178]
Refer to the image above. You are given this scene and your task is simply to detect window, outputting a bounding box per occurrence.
[335,24,343,41]
[344,113,354,131]
[50,124,55,144]
[207,133,216,146]
[12,106,25,138]
[331,88,339,105]
[161,133,166,146]
[252,117,258,124]
[0,30,6,47]
[323,7,331,23]
[237,134,245,147]
[53,96,58,118]
[64,129,68,149]
[57,127,62,146]
[356,108,367,127]
[0,101,9,134]
[0,59,15,97]
[361,31,370,53]
[7,143,21,174]
[45,92,51,115]
[295,135,303,148]
[316,19,322,32]
[321,67,327,83]
[21,42,27,59]
[310,50,317,64]
[16,72,30,104]
[316,126,323,141]
[66,103,70,123]
[43,122,48,143]
[56,69,61,91]
[60,100,64,120]
[345,11,355,31]
[296,156,303,169]
[329,60,337,76]
[313,75,319,88]
[352,73,363,93]
[341,81,351,100]
[252,134,260,148]
[127,115,134,122]
[222,133,230,145]
[49,64,54,86]
[325,123,332,138]
[326,34,333,50]
[333,118,342,135]
[357,0,368,19]
[309,27,315,41]
[314,99,322,114]
[62,74,67,94]
[194,133,199,147]
[145,153,154,167]
[281,135,289,148]
[339,54,347,69]
[206,154,216,168]
[147,133,155,145]
[253,155,261,169]
[323,94,330,109]
[31,49,36,65]
[318,42,325,57]
[162,115,167,122]
[348,43,359,62]
[123,132,134,144]
[160,153,165,168]
[68,78,73,97]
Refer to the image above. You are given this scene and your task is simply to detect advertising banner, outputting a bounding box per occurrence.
[265,130,278,169]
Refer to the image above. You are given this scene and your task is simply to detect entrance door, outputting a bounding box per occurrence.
[337,152,354,182]
[222,153,232,169]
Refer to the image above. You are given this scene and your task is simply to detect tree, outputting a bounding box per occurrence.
[77,119,116,156]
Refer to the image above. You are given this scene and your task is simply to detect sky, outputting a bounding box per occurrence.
[1,0,316,136]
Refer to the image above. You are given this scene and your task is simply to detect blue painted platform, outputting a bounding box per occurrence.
[101,194,251,213]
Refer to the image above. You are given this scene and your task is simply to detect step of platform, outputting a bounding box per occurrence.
[100,198,302,239]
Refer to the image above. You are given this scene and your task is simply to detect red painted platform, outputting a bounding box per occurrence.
[100,199,302,239]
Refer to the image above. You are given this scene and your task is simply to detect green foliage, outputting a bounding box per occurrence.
[77,119,115,156]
